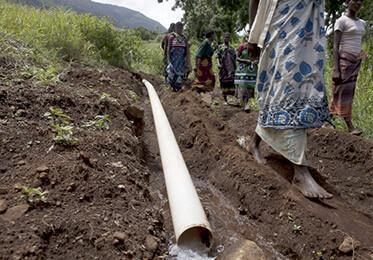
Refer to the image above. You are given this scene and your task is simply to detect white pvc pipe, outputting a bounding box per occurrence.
[142,79,212,249]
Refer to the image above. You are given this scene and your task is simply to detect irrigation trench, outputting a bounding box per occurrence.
[141,75,373,259]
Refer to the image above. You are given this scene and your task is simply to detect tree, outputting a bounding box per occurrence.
[158,0,371,40]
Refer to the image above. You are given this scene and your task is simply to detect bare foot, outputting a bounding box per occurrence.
[293,165,333,199]
[249,142,267,164]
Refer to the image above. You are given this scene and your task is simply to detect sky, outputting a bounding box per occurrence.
[92,0,184,28]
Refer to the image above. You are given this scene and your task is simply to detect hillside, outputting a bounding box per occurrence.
[9,0,167,32]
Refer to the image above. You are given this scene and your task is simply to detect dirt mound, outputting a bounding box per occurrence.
[0,64,168,259]
[146,80,373,259]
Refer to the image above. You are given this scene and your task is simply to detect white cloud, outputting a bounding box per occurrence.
[92,0,184,28]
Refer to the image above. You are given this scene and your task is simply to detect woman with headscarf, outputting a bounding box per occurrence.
[216,32,237,103]
[166,22,189,92]
[193,30,216,92]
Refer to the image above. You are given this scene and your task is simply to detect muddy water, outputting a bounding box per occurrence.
[152,174,286,259]
[195,180,286,259]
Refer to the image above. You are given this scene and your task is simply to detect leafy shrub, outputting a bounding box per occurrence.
[133,27,159,41]
[0,0,141,68]
[133,41,164,75]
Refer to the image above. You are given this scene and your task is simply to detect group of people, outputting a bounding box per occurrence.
[161,24,258,111]
[161,0,367,199]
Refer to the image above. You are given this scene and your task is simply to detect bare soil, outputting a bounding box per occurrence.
[0,57,372,259]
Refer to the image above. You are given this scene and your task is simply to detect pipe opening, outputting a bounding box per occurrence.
[178,226,213,252]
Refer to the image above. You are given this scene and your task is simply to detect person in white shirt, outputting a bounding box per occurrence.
[330,0,367,135]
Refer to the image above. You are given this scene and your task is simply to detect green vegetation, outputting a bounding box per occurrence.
[351,44,373,137]
[21,186,47,205]
[99,92,117,103]
[127,90,140,103]
[287,213,302,234]
[0,0,141,69]
[82,115,111,130]
[211,99,221,116]
[43,107,78,146]
[44,107,72,125]
[52,124,78,145]
[10,0,166,32]
[133,41,164,75]
[313,250,324,259]
[22,65,59,85]
[134,27,160,41]
[158,0,371,40]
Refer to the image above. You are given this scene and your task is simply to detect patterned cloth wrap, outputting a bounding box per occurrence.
[193,39,216,92]
[330,52,362,120]
[167,33,187,91]
[256,0,330,129]
[216,44,236,95]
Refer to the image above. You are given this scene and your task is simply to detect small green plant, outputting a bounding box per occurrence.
[248,98,259,112]
[44,107,77,145]
[99,92,118,104]
[82,115,110,130]
[21,186,47,205]
[211,99,220,116]
[127,90,140,103]
[92,115,110,130]
[52,124,78,145]
[313,250,324,259]
[287,213,302,234]
[292,223,302,233]
[44,106,72,125]
[22,65,59,84]
[99,92,112,102]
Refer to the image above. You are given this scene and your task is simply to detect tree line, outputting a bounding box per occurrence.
[158,0,372,40]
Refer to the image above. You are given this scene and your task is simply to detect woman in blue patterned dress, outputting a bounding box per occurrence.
[166,22,189,92]
[248,0,332,199]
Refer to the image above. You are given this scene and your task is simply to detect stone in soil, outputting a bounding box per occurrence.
[145,234,158,252]
[338,236,360,254]
[79,152,93,167]
[218,239,266,260]
[200,93,213,105]
[0,199,8,213]
[15,109,27,117]
[0,204,29,222]
[113,231,126,242]
[36,165,49,173]
[125,105,144,121]
[15,160,26,166]
[38,171,50,184]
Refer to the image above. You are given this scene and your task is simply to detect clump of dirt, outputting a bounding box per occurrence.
[0,63,168,259]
